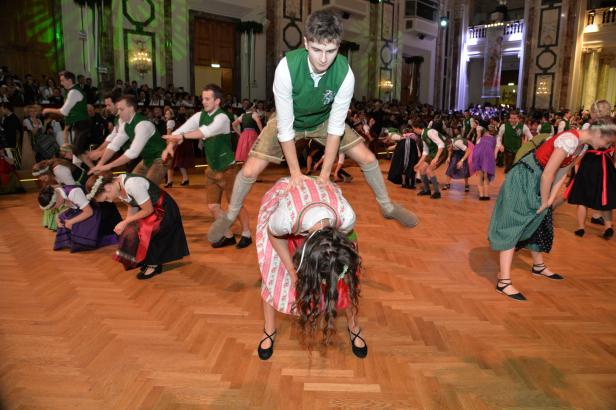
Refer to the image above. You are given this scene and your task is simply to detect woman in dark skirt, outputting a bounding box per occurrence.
[86,173,190,279]
[38,185,121,252]
[488,120,616,301]
[566,147,615,239]
[567,100,615,239]
[387,129,420,189]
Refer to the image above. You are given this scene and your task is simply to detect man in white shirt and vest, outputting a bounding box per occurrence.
[495,110,533,172]
[42,70,93,168]
[207,10,418,243]
[89,95,167,184]
[163,84,252,249]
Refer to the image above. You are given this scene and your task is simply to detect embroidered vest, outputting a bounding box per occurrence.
[286,48,349,131]
[421,128,446,158]
[503,122,524,152]
[199,108,235,172]
[122,174,161,207]
[123,113,166,166]
[64,85,89,125]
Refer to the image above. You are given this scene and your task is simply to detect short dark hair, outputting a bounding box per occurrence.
[118,94,137,108]
[203,84,223,102]
[305,10,343,45]
[59,70,76,82]
[103,89,122,103]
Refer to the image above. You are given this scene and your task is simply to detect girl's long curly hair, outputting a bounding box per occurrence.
[292,227,361,347]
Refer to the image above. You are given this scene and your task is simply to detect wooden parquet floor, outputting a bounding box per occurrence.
[0,162,615,409]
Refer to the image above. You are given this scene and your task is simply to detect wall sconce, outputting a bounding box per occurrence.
[379,80,394,93]
[130,40,152,78]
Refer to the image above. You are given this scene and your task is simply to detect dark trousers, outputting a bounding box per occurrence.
[504,150,517,173]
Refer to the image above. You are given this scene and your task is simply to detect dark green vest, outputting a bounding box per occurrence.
[123,173,161,207]
[503,122,524,152]
[123,113,165,166]
[539,122,552,134]
[286,48,349,131]
[65,85,89,125]
[241,112,258,130]
[199,108,235,172]
[421,128,446,158]
[463,118,471,135]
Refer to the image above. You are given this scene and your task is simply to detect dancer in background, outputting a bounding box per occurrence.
[568,100,615,240]
[165,107,194,187]
[488,120,616,301]
[470,119,496,200]
[412,120,447,199]
[37,184,121,252]
[233,103,264,162]
[255,177,366,360]
[86,173,189,279]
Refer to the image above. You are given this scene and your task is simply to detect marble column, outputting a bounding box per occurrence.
[582,49,600,110]
[597,53,612,101]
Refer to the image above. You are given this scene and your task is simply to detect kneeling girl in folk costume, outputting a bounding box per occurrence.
[411,120,448,199]
[86,173,189,280]
[32,158,80,231]
[37,185,121,252]
[488,119,616,301]
[256,177,366,360]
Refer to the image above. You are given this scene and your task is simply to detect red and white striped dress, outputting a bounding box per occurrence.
[256,177,355,314]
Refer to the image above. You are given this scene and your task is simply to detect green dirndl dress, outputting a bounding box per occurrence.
[488,154,554,252]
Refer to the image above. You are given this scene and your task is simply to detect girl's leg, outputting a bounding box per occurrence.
[260,301,277,349]
[344,307,365,348]
[179,167,188,182]
[576,205,587,230]
[530,251,561,277]
[477,171,485,197]
[603,210,613,239]
[483,177,490,197]
[166,168,174,186]
[497,249,524,296]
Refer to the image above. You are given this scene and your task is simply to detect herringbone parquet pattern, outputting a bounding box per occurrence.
[0,162,614,409]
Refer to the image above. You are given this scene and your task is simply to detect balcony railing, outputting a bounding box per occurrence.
[468,20,524,39]
[586,7,616,28]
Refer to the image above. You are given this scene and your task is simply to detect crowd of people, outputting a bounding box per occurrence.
[1,9,615,364]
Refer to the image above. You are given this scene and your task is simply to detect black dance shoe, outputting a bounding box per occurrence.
[441,184,450,191]
[531,264,564,280]
[348,328,368,358]
[164,181,173,188]
[603,228,614,240]
[430,192,441,199]
[417,190,431,196]
[211,236,237,248]
[574,229,585,237]
[257,329,277,360]
[136,265,163,280]
[465,185,470,192]
[496,279,527,301]
[235,235,252,249]
[590,216,605,225]
[180,179,189,186]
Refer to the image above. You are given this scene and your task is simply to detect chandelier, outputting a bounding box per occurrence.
[130,40,152,78]
[379,80,394,93]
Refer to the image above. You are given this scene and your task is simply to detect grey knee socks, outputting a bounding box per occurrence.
[226,171,257,221]
[360,160,394,214]
[430,176,440,193]
[421,175,430,192]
